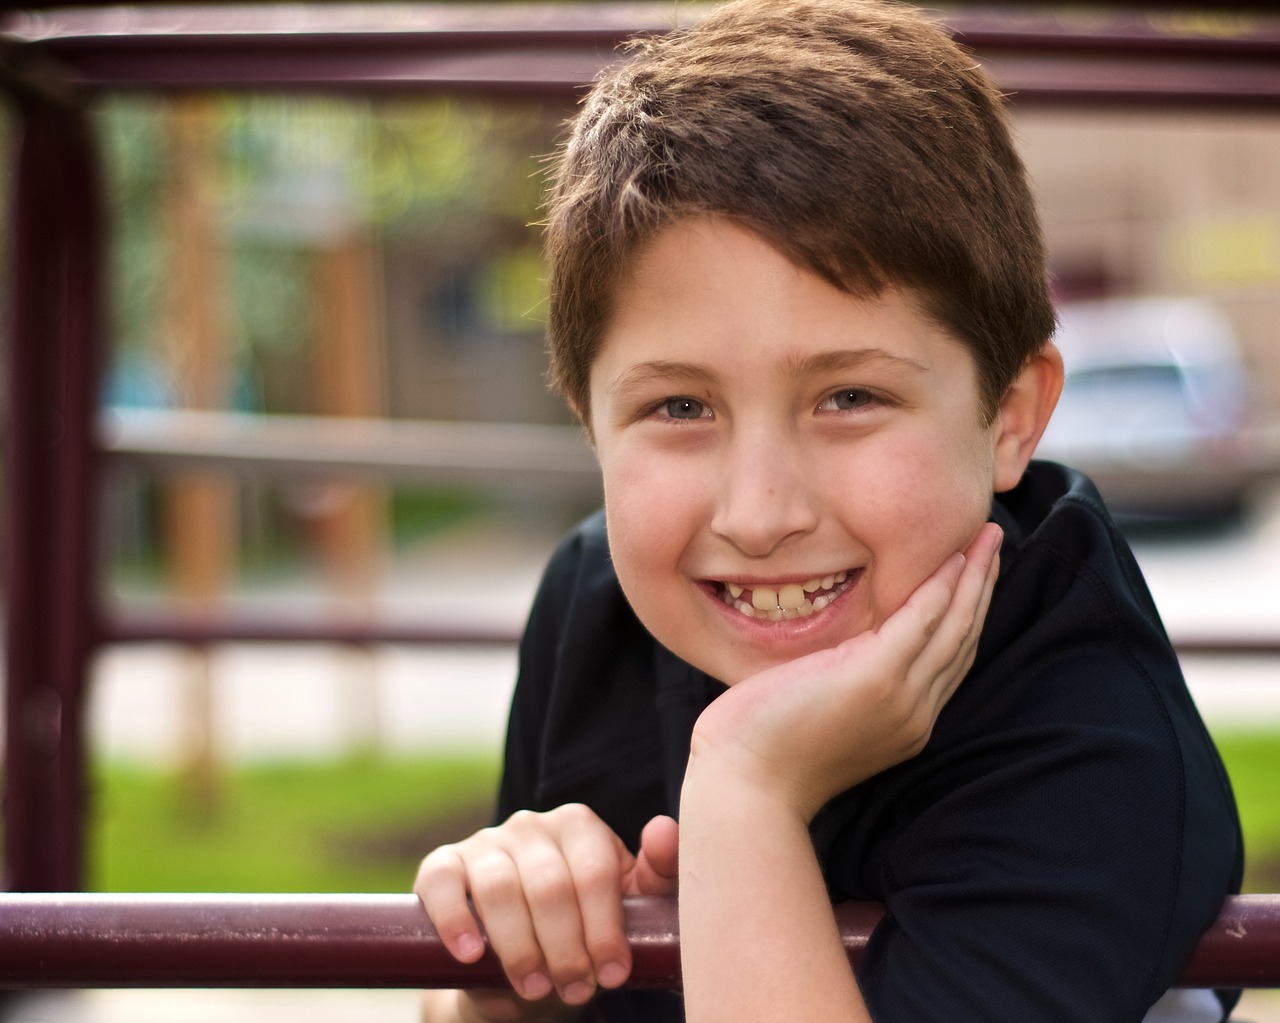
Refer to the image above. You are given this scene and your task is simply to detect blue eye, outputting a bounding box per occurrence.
[663,397,708,420]
[822,388,874,412]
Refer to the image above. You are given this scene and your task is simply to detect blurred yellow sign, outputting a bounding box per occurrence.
[1171,220,1280,287]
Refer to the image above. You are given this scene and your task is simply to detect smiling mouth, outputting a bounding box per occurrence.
[713,571,857,621]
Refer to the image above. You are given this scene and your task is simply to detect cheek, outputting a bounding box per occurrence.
[907,420,997,526]
[603,483,657,582]
[602,474,705,667]
[599,447,702,587]
[861,441,995,616]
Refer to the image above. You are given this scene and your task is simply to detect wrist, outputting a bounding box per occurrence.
[684,726,829,824]
[681,747,815,830]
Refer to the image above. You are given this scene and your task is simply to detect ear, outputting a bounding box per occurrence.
[992,343,1064,493]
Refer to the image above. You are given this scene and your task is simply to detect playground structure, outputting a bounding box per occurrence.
[3,0,1280,991]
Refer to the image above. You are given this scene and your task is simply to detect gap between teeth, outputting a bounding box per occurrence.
[722,572,850,620]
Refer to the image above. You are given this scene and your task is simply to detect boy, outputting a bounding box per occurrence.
[415,1,1243,1020]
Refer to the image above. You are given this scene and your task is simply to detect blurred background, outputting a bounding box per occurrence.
[2,3,1280,1019]
[75,75,1280,892]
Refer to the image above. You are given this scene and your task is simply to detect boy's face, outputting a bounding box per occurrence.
[587,217,1007,686]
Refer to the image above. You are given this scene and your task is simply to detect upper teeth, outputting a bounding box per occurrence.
[721,572,852,620]
[754,583,805,611]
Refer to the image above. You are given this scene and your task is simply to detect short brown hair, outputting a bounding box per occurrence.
[543,0,1055,423]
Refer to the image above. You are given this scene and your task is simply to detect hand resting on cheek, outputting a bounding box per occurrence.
[687,521,1004,822]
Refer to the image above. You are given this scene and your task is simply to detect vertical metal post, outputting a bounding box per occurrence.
[3,82,105,891]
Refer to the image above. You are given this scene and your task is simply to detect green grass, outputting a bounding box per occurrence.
[89,752,499,893]
[1214,731,1280,893]
[389,486,492,548]
[87,731,1280,894]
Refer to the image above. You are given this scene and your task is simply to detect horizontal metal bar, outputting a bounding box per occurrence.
[1182,894,1280,988]
[5,3,1280,107]
[101,409,601,497]
[95,407,1280,655]
[96,614,1280,658]
[0,46,610,98]
[10,4,1280,59]
[0,2,675,47]
[950,8,1280,56]
[103,414,1280,494]
[982,53,1280,108]
[0,3,675,95]
[101,614,521,647]
[14,0,1280,10]
[0,894,1273,989]
[1169,637,1280,657]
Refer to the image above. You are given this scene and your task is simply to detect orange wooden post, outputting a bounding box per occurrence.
[311,228,388,753]
[160,95,236,807]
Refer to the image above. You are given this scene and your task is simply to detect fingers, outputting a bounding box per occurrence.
[547,815,633,993]
[923,522,1002,692]
[866,522,1001,748]
[416,845,488,964]
[881,522,1000,649]
[903,523,1002,712]
[874,552,963,663]
[468,825,560,1002]
[415,805,635,1009]
[628,815,679,896]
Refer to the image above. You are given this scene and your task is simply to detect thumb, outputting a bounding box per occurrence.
[628,815,679,896]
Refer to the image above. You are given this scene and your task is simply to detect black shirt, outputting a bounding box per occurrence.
[497,462,1243,1022]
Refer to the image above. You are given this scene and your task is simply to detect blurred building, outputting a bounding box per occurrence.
[1018,109,1280,411]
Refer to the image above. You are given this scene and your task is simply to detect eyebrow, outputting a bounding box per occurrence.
[783,347,930,377]
[607,360,720,402]
[607,347,929,401]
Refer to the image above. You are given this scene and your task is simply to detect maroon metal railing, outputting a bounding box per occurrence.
[0,894,1276,990]
[3,0,1280,898]
[6,4,1280,108]
[2,46,105,896]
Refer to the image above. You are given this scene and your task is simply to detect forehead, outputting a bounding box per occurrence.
[592,218,979,397]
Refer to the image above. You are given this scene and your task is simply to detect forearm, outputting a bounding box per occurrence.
[421,990,496,1023]
[678,757,871,1023]
[420,989,468,1023]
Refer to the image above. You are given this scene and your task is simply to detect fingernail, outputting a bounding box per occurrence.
[521,972,552,1000]
[456,932,485,961]
[598,961,628,988]
[562,981,595,1005]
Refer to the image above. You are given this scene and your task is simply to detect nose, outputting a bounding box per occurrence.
[710,426,820,557]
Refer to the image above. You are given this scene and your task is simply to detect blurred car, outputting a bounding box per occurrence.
[1036,296,1257,519]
